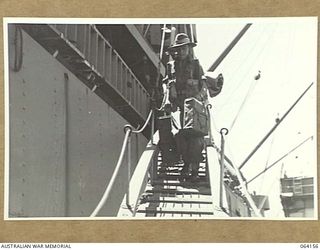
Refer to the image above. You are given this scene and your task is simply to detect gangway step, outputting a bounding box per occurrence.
[134,211,208,218]
[156,174,208,180]
[141,196,213,204]
[145,188,211,196]
[151,180,210,187]
[140,201,214,210]
[136,206,214,215]
[149,184,210,189]
[142,191,212,199]
[156,174,207,180]
[157,168,207,174]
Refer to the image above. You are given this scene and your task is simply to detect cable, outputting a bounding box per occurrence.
[229,76,258,131]
[238,82,314,171]
[258,131,276,194]
[217,24,278,113]
[247,135,313,184]
[152,24,169,111]
[219,25,266,93]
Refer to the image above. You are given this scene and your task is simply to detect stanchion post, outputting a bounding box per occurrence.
[219,128,228,208]
[126,131,132,208]
[151,110,154,145]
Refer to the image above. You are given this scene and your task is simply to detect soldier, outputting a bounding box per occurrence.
[166,33,209,181]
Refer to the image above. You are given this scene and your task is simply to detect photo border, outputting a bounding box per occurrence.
[0,0,319,243]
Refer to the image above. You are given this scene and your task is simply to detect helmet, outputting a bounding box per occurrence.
[167,33,196,51]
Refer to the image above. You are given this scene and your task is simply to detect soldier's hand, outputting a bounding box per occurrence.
[168,79,176,87]
[217,73,224,87]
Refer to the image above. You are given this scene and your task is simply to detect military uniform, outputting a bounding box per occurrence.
[160,33,223,180]
[169,57,208,177]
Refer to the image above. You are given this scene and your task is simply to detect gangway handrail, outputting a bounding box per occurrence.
[213,140,262,217]
[206,104,229,214]
[206,104,262,217]
[119,131,160,216]
[90,109,154,217]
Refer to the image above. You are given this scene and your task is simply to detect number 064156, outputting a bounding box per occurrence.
[300,244,319,248]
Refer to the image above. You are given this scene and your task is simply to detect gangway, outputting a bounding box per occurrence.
[87,101,264,219]
[119,147,227,218]
[117,131,231,218]
[88,103,263,218]
[137,150,212,217]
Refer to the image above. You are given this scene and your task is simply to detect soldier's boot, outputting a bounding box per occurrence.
[190,162,200,182]
[181,162,192,179]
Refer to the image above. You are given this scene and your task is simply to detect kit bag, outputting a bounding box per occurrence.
[182,97,209,137]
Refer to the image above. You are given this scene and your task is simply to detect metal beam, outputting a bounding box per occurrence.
[239,82,314,170]
[125,25,166,76]
[21,24,152,137]
[208,23,252,72]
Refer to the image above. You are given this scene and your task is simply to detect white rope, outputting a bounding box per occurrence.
[131,110,153,134]
[90,129,131,217]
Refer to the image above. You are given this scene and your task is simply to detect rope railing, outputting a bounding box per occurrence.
[90,110,154,217]
[90,127,132,217]
[125,109,154,134]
